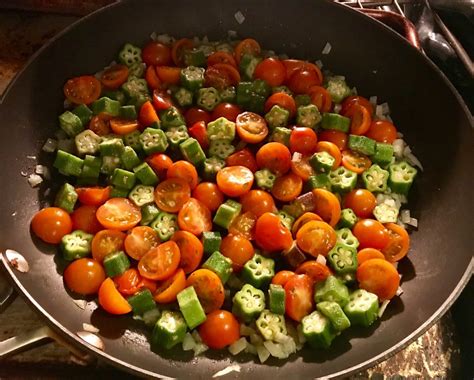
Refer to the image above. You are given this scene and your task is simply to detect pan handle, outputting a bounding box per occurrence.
[359,9,422,51]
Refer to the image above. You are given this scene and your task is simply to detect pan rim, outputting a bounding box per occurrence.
[0,0,472,378]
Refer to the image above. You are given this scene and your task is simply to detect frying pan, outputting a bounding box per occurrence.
[0,0,472,378]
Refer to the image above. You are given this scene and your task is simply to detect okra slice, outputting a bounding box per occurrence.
[317,301,351,332]
[165,125,189,148]
[81,155,102,180]
[362,164,389,193]
[103,251,130,277]
[232,284,265,322]
[373,202,399,223]
[196,87,221,111]
[348,135,376,156]
[336,228,359,250]
[180,137,206,166]
[54,150,83,177]
[321,113,350,133]
[272,85,292,96]
[118,43,142,66]
[265,105,289,129]
[110,186,129,198]
[327,243,358,275]
[295,94,311,107]
[75,130,101,155]
[118,105,138,120]
[127,288,156,316]
[236,81,254,107]
[54,183,78,213]
[140,128,168,154]
[202,251,233,284]
[270,126,291,146]
[247,94,266,114]
[310,151,335,173]
[308,174,332,191]
[208,139,235,160]
[314,276,350,307]
[111,168,136,190]
[254,169,276,190]
[121,77,148,99]
[213,200,241,229]
[241,253,275,289]
[140,203,160,226]
[388,161,417,195]
[220,86,236,102]
[343,289,379,327]
[239,54,262,80]
[328,166,357,193]
[337,208,358,229]
[336,272,357,286]
[159,106,185,129]
[183,49,206,67]
[372,142,394,167]
[59,111,84,137]
[121,146,141,170]
[302,310,336,349]
[268,284,286,315]
[72,104,93,126]
[100,156,121,175]
[91,97,120,117]
[207,117,236,142]
[133,162,159,186]
[252,79,271,98]
[172,87,193,108]
[256,309,287,341]
[152,310,187,349]
[150,211,178,241]
[325,75,351,104]
[123,130,142,151]
[277,210,295,231]
[129,184,155,207]
[202,156,226,180]
[128,62,145,78]
[202,231,222,255]
[177,286,207,329]
[296,104,322,129]
[61,230,93,261]
[180,66,205,91]
[99,137,125,157]
[102,89,126,105]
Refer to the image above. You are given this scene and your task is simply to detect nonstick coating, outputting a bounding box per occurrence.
[0,0,472,378]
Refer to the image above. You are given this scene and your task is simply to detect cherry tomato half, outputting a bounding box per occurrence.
[154,178,191,213]
[216,166,254,197]
[285,274,314,322]
[96,198,141,231]
[64,75,101,105]
[235,112,269,144]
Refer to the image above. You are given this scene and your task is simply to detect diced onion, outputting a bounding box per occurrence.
[72,299,87,310]
[369,96,377,106]
[63,99,72,109]
[400,209,411,223]
[35,165,45,175]
[155,34,175,44]
[82,323,99,333]
[245,341,257,355]
[227,30,238,38]
[407,217,418,228]
[316,255,327,265]
[322,42,332,55]
[57,138,75,153]
[396,286,404,297]
[256,344,270,363]
[182,333,196,351]
[250,333,263,345]
[191,330,203,343]
[228,337,247,355]
[315,60,323,68]
[405,151,424,171]
[234,11,245,24]
[378,300,390,318]
[28,174,43,187]
[380,102,390,114]
[292,152,303,163]
[392,139,405,158]
[240,324,255,336]
[263,341,286,359]
[54,129,67,139]
[27,155,36,160]
[193,343,209,356]
[42,138,57,153]
[213,365,241,378]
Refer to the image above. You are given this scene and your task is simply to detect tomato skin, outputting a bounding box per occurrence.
[199,310,240,349]
[341,96,374,117]
[255,212,293,252]
[291,154,315,181]
[100,64,129,89]
[64,75,101,105]
[91,229,126,262]
[265,92,297,117]
[272,173,303,202]
[341,150,372,174]
[349,104,372,135]
[167,160,199,190]
[171,38,194,66]
[228,212,258,241]
[124,226,160,261]
[211,103,242,122]
[178,198,212,236]
[296,220,337,257]
[171,230,204,274]
[216,166,254,197]
[357,258,400,300]
[110,119,139,135]
[256,142,291,175]
[145,153,173,180]
[357,248,385,266]
[96,198,141,231]
[254,58,286,87]
[240,190,277,217]
[234,38,261,64]
[226,148,258,173]
[290,127,318,155]
[285,274,314,322]
[382,223,410,262]
[288,68,321,94]
[366,120,398,144]
[192,182,224,212]
[138,241,181,281]
[154,268,186,303]
[312,188,341,227]
[292,212,323,236]
[145,66,161,89]
[207,51,237,68]
[88,114,111,136]
[235,112,269,144]
[188,121,209,149]
[353,219,390,250]
[142,41,172,66]
[114,268,142,296]
[309,86,332,113]
[318,130,348,151]
[64,258,105,295]
[71,205,102,234]
[31,207,72,244]
[220,234,255,272]
[152,90,173,110]
[205,64,240,89]
[186,269,225,313]
[154,178,191,213]
[98,278,132,315]
[185,107,211,126]
[139,101,159,128]
[295,261,331,285]
[156,66,181,85]
[344,189,376,218]
[271,270,295,287]
[282,60,323,84]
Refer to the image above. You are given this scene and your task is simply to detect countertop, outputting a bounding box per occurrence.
[0,8,469,380]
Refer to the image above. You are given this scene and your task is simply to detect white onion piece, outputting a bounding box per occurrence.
[182,333,195,351]
[407,217,418,228]
[28,174,43,187]
[234,11,245,24]
[315,60,323,68]
[396,287,404,297]
[378,300,390,318]
[82,323,99,333]
[42,138,57,153]
[256,344,270,363]
[316,255,327,265]
[400,209,411,223]
[228,337,247,355]
[322,42,332,55]
[369,96,377,106]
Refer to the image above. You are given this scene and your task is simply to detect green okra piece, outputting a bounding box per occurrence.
[327,243,358,275]
[150,211,178,241]
[121,146,141,170]
[302,310,336,349]
[348,134,376,156]
[59,111,84,137]
[208,139,235,160]
[152,310,187,349]
[128,184,155,207]
[177,286,207,329]
[254,169,276,191]
[54,150,83,177]
[343,289,379,327]
[321,113,350,133]
[183,49,206,67]
[72,104,93,127]
[101,89,126,105]
[362,164,389,193]
[317,301,351,331]
[265,105,289,129]
[328,166,357,193]
[111,168,136,190]
[239,54,261,80]
[140,203,160,226]
[133,162,159,186]
[256,309,287,341]
[236,81,254,107]
[277,210,294,231]
[122,78,149,103]
[99,137,125,157]
[118,43,142,66]
[172,87,193,108]
[220,86,236,102]
[270,126,291,146]
[307,173,332,191]
[119,105,138,120]
[54,183,78,213]
[213,200,241,229]
[127,288,156,316]
[61,230,93,261]
[202,251,233,284]
[180,66,205,91]
[325,75,351,104]
[268,284,286,315]
[337,208,357,229]
[202,156,226,181]
[103,251,130,277]
[310,151,335,173]
[128,62,145,78]
[252,79,271,98]
[232,284,265,322]
[109,186,129,198]
[272,85,292,96]
[314,276,350,307]
[81,155,102,180]
[202,231,222,256]
[371,142,394,167]
[206,117,236,142]
[100,156,121,175]
[295,94,311,107]
[241,253,275,289]
[388,161,417,195]
[91,97,120,117]
[159,106,185,129]
[180,137,206,166]
[296,104,322,129]
[374,202,399,223]
[196,87,221,111]
[75,130,101,156]
[336,228,359,250]
[123,130,142,151]
[140,128,168,154]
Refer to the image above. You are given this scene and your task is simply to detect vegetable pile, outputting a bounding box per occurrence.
[30,35,419,361]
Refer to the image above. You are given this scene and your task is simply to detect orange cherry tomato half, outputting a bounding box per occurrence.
[154,268,187,303]
[234,38,261,64]
[291,154,315,181]
[295,261,332,285]
[171,38,194,66]
[228,211,258,241]
[357,248,385,266]
[357,258,400,300]
[235,112,269,144]
[199,310,240,349]
[76,186,110,207]
[344,189,377,218]
[205,63,241,89]
[88,114,111,136]
[154,178,191,213]
[264,92,297,118]
[138,241,181,281]
[255,212,293,252]
[296,220,337,257]
[292,212,323,236]
[315,141,341,169]
[124,226,160,261]
[171,230,204,274]
[290,127,318,155]
[341,95,374,117]
[353,219,390,250]
[341,150,372,174]
[271,270,296,287]
[256,142,291,175]
[146,153,173,180]
[64,75,101,105]
[186,269,225,313]
[64,258,105,295]
[100,64,129,89]
[285,274,314,322]
[167,160,199,190]
[98,278,132,315]
[31,207,72,244]
[178,198,212,236]
[220,234,255,272]
[226,148,258,173]
[71,205,102,234]
[139,101,159,128]
[254,58,286,87]
[308,86,332,113]
[192,182,224,212]
[272,173,303,202]
[240,190,277,217]
[318,130,348,151]
[109,118,139,135]
[142,41,172,66]
[156,66,181,85]
[91,229,126,262]
[382,223,410,262]
[114,268,142,296]
[312,188,341,227]
[216,166,254,197]
[207,51,237,68]
[366,120,398,144]
[349,104,372,135]
[96,198,141,231]
[145,65,161,89]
